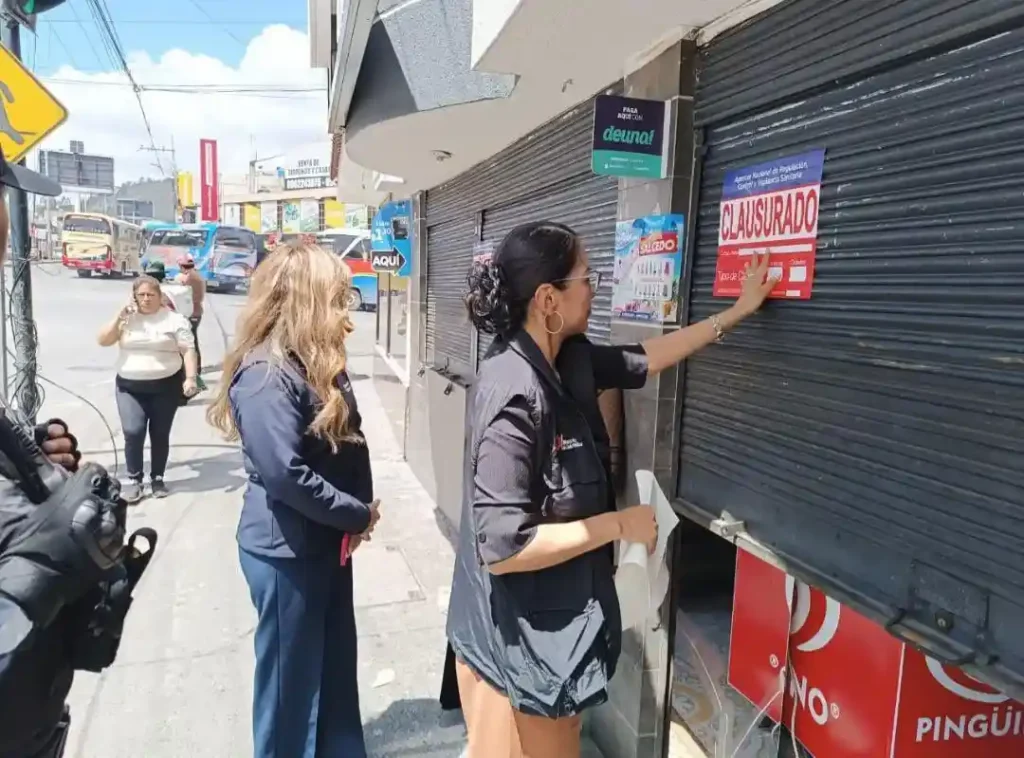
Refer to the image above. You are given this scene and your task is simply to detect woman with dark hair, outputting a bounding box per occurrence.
[447,221,777,756]
[97,275,198,503]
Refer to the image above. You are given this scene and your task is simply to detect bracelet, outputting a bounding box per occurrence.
[710,314,725,343]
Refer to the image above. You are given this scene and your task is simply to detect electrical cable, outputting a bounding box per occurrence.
[68,1,106,71]
[48,25,81,70]
[6,347,122,477]
[84,0,165,175]
[185,0,247,48]
[43,79,327,93]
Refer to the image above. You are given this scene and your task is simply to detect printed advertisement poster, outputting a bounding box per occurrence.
[612,214,685,324]
[243,203,260,233]
[282,201,301,233]
[324,199,345,228]
[223,203,240,227]
[370,199,412,277]
[300,198,319,232]
[260,201,277,233]
[592,95,669,179]
[714,149,825,300]
[346,204,369,229]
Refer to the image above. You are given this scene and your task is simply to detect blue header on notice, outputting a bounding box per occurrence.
[721,149,826,201]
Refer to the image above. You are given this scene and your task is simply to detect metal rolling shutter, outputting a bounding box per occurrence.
[476,101,619,358]
[681,1,1024,695]
[424,213,475,375]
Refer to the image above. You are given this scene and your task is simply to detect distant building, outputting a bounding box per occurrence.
[84,178,176,222]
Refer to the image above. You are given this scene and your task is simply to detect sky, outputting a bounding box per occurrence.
[26,0,331,183]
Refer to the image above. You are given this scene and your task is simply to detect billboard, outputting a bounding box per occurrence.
[37,149,114,192]
[283,157,334,191]
[199,139,219,222]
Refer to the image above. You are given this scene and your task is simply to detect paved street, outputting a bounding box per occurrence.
[19,265,464,757]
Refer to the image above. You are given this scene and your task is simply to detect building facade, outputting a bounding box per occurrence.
[311,1,1024,756]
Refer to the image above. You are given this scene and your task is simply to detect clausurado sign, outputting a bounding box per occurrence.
[714,149,825,300]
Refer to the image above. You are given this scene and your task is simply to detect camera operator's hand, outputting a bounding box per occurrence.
[34,418,81,472]
[0,462,127,628]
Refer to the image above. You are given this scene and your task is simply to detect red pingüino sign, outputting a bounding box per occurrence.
[199,138,220,222]
[714,149,825,300]
[729,549,1024,757]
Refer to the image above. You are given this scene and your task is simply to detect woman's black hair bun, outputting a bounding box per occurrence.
[465,258,520,336]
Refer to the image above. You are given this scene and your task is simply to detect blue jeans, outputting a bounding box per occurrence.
[238,547,365,758]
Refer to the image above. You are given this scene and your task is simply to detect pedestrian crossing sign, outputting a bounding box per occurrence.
[0,43,68,164]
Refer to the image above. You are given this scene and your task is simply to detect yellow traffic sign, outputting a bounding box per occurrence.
[0,43,68,164]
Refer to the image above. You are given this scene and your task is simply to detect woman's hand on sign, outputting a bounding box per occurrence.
[734,252,780,317]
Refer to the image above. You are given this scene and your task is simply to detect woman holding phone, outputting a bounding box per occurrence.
[97,275,198,503]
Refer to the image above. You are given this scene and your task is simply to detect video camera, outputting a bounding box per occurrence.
[0,401,157,671]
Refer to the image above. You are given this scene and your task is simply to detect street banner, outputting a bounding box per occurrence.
[199,139,219,222]
[714,149,825,300]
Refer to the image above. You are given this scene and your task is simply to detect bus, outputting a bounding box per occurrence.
[316,228,376,310]
[61,213,143,278]
[141,220,179,252]
[143,222,257,292]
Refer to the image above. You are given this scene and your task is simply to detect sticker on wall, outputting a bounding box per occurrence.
[714,149,825,300]
[612,213,685,324]
[591,95,670,179]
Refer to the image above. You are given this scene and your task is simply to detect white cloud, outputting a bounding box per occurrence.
[36,25,331,184]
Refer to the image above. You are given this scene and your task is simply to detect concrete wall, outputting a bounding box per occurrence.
[589,39,698,758]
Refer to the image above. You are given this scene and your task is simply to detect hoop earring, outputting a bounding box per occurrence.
[544,312,565,335]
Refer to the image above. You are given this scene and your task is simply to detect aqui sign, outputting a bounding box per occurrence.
[591,94,669,179]
[0,43,68,163]
[371,199,412,276]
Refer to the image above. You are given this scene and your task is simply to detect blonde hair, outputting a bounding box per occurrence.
[207,243,359,449]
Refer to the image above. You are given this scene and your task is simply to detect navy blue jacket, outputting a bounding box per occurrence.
[230,351,373,558]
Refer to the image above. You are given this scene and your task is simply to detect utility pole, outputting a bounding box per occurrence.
[1,16,39,418]
[138,142,179,219]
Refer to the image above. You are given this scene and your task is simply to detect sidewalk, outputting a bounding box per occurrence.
[62,354,465,757]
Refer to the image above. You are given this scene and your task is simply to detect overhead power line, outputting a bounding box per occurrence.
[185,0,247,47]
[84,0,165,174]
[44,79,326,92]
[38,18,284,26]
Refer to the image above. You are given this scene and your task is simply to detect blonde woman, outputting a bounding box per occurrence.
[207,243,381,758]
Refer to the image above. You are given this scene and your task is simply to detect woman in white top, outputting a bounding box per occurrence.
[97,275,198,503]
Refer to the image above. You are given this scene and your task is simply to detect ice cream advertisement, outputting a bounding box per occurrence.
[612,213,685,324]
